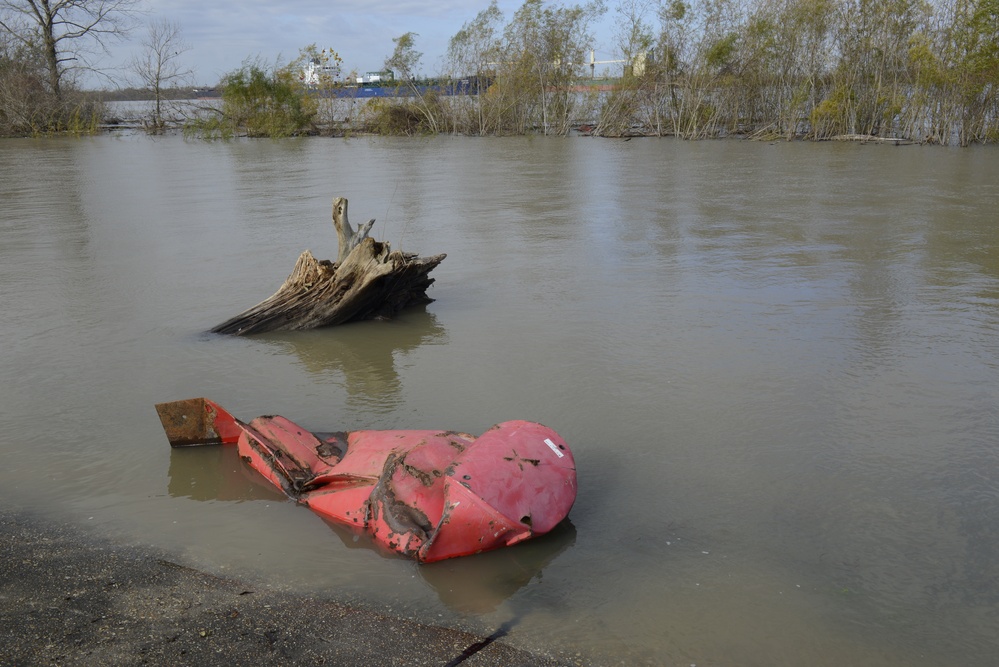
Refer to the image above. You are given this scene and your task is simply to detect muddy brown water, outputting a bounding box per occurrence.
[1,134,998,665]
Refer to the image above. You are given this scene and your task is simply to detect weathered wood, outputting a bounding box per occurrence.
[211,197,445,336]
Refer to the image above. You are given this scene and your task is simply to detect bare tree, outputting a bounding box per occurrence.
[0,0,137,101]
[130,18,191,131]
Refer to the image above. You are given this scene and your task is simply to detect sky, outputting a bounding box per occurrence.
[100,0,624,89]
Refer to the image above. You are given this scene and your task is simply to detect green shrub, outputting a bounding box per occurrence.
[185,61,314,138]
[364,96,436,135]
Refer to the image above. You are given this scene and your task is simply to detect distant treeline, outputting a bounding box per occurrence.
[584,0,999,144]
[422,0,999,144]
[244,0,996,144]
[3,0,997,143]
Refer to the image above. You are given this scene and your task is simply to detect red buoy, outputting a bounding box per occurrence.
[155,398,576,562]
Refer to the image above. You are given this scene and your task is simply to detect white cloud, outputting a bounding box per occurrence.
[97,0,618,88]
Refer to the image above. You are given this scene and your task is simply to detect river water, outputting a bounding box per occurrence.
[1,134,997,665]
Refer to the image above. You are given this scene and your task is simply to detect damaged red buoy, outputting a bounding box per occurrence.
[155,398,576,562]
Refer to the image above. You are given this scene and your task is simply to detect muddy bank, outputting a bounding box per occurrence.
[0,510,576,666]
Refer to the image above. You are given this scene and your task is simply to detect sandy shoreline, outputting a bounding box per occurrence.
[0,510,575,666]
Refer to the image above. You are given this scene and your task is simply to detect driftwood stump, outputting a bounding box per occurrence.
[211,197,445,336]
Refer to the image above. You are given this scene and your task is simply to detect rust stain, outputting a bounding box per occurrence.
[402,462,436,487]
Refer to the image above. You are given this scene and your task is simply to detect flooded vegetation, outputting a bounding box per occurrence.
[175,0,999,144]
[3,0,997,143]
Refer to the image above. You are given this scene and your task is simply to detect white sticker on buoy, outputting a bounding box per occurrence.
[544,438,564,458]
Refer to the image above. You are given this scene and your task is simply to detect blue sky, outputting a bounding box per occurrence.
[106,0,623,87]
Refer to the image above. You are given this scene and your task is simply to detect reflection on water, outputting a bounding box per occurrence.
[417,520,576,614]
[250,307,447,415]
[168,444,285,503]
[313,516,577,615]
